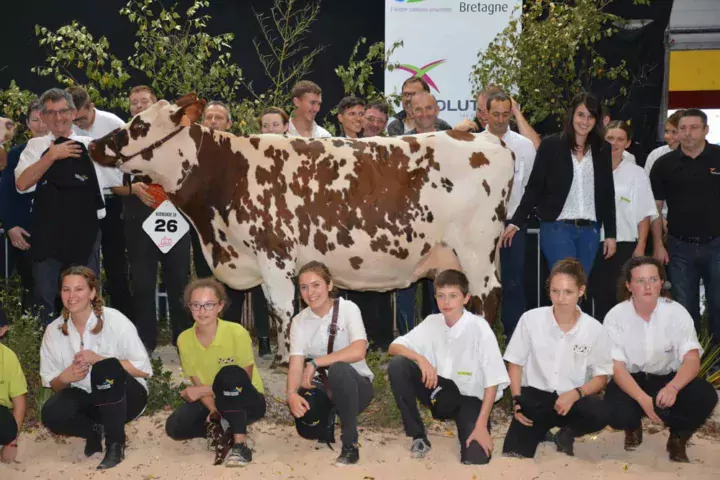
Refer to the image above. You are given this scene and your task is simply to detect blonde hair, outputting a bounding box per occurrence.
[59,266,104,336]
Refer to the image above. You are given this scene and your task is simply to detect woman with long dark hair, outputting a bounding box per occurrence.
[501,93,616,275]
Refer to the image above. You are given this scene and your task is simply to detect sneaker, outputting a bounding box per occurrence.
[553,427,575,456]
[410,437,432,459]
[335,444,359,466]
[225,443,252,468]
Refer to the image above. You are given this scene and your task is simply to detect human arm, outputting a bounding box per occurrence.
[387,342,438,389]
[286,355,310,418]
[656,350,700,408]
[15,140,82,192]
[465,385,498,456]
[634,217,650,257]
[611,360,662,423]
[554,375,608,416]
[651,205,669,264]
[511,97,541,150]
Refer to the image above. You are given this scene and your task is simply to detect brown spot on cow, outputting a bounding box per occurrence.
[420,242,432,256]
[332,140,345,148]
[469,152,490,168]
[446,129,475,142]
[440,177,454,193]
[290,139,326,162]
[495,199,507,223]
[349,256,363,270]
[370,234,391,253]
[249,137,261,150]
[314,231,329,254]
[400,136,421,153]
[489,235,500,264]
[228,263,237,269]
[482,179,491,196]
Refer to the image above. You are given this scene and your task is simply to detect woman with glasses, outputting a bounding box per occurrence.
[603,256,717,462]
[165,278,266,468]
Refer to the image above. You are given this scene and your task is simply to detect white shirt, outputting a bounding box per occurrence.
[40,307,152,393]
[287,118,331,138]
[73,109,125,191]
[557,149,596,221]
[289,297,374,381]
[645,145,673,218]
[604,299,703,375]
[601,154,657,242]
[624,151,637,165]
[480,129,536,218]
[504,307,613,394]
[392,310,510,401]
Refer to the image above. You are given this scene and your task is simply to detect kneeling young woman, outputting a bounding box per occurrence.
[165,278,266,467]
[502,258,612,458]
[287,261,375,466]
[604,256,718,462]
[40,266,152,470]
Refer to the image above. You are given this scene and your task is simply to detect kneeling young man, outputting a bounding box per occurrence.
[388,270,509,465]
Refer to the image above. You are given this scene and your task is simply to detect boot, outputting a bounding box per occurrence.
[624,427,642,451]
[258,337,272,358]
[97,443,125,470]
[554,426,575,456]
[84,424,103,457]
[667,431,691,463]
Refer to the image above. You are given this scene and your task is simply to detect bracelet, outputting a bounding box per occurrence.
[669,384,679,392]
[310,359,318,370]
[575,387,584,400]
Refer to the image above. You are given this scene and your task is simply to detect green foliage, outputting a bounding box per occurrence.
[0,81,37,146]
[470,0,651,126]
[699,331,720,386]
[359,351,402,429]
[145,356,187,415]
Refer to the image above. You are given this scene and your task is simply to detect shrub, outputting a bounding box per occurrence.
[145,356,187,415]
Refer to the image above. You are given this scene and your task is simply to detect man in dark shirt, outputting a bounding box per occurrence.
[387,77,452,136]
[650,108,720,344]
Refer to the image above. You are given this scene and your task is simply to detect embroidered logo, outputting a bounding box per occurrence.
[222,386,243,397]
[218,357,235,365]
[457,371,473,376]
[620,196,631,203]
[96,379,114,390]
[74,174,88,182]
[429,385,443,405]
[573,344,590,354]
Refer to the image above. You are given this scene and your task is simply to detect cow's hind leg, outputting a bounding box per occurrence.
[260,266,296,367]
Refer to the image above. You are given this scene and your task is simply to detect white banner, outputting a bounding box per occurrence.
[385,0,521,126]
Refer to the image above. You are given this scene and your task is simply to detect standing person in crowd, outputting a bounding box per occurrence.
[166,278,266,468]
[361,101,389,137]
[67,86,133,318]
[286,261,374,466]
[336,96,365,138]
[408,92,447,135]
[644,110,684,225]
[260,107,290,134]
[0,100,48,311]
[589,121,656,321]
[479,90,536,338]
[0,313,27,464]
[603,256,717,462]
[15,88,116,325]
[650,109,720,345]
[502,259,612,459]
[388,77,452,136]
[287,81,331,138]
[501,93,616,275]
[388,269,509,465]
[190,101,271,357]
[116,85,191,352]
[40,266,151,470]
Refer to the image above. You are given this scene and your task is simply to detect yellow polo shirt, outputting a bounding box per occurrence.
[177,319,264,395]
[0,343,28,409]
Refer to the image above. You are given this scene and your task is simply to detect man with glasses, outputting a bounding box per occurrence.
[361,101,389,137]
[388,77,451,136]
[15,88,120,324]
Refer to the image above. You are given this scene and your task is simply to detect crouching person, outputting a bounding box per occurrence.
[40,266,151,470]
[165,278,266,468]
[388,269,510,465]
[502,258,612,459]
[0,313,28,464]
[603,256,718,462]
[287,261,375,466]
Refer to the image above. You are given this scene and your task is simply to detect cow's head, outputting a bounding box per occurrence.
[89,94,206,189]
[0,117,15,145]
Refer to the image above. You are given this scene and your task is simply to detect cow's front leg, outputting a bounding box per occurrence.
[260,267,296,366]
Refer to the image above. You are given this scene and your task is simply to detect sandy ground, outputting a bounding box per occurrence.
[2,347,719,480]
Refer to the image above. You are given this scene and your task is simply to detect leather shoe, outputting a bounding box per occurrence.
[667,432,691,463]
[624,427,642,451]
[97,443,125,470]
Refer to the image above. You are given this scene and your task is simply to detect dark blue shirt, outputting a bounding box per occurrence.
[0,144,33,234]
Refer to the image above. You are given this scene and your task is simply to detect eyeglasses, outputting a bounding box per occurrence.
[44,108,72,118]
[188,302,219,312]
[365,116,385,125]
[631,276,660,286]
[401,91,417,99]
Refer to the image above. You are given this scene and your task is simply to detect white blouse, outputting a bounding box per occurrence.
[557,149,596,221]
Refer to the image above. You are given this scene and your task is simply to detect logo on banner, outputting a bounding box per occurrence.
[398,59,446,93]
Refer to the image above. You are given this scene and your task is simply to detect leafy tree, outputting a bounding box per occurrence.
[0,81,37,145]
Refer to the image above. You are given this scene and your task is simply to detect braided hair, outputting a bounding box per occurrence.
[59,266,104,336]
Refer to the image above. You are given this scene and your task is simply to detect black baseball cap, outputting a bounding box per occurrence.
[295,384,335,443]
[429,376,462,420]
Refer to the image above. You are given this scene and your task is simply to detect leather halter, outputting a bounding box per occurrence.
[114,127,185,167]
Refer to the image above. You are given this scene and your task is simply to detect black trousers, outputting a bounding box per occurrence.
[502,386,609,458]
[100,195,133,318]
[7,245,34,311]
[124,196,191,350]
[605,372,718,436]
[589,241,636,322]
[165,365,266,438]
[387,356,491,465]
[191,229,269,337]
[0,405,18,445]
[41,358,147,444]
[340,290,394,349]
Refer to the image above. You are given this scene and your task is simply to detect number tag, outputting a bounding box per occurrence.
[142,200,190,253]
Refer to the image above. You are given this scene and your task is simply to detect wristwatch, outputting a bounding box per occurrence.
[511,395,522,406]
[310,359,318,370]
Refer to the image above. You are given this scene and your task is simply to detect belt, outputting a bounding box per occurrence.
[673,235,717,245]
[558,219,595,227]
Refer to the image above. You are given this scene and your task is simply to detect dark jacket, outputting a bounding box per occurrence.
[387,111,453,136]
[0,144,33,234]
[510,133,617,238]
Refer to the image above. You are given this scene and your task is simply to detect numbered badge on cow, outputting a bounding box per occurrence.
[142,200,190,253]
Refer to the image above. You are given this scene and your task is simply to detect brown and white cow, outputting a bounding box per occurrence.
[89,95,515,363]
[0,117,14,144]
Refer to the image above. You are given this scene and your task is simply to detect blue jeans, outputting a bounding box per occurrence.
[539,221,600,276]
[501,224,527,338]
[395,280,438,335]
[667,235,720,344]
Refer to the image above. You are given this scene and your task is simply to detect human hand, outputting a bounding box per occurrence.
[512,404,533,427]
[288,392,310,418]
[653,245,669,265]
[180,385,206,402]
[554,390,579,416]
[132,183,156,208]
[48,140,82,162]
[500,224,519,248]
[301,362,317,390]
[0,443,18,463]
[62,361,90,383]
[656,385,678,409]
[639,394,663,424]
[416,356,438,390]
[453,118,479,133]
[466,425,493,456]
[8,227,31,250]
[604,238,617,259]
[74,349,103,367]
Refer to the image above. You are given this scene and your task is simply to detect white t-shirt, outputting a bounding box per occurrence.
[73,109,125,192]
[392,310,510,401]
[504,306,613,394]
[287,118,331,138]
[289,297,373,381]
[557,150,596,221]
[603,298,703,375]
[40,307,152,393]
[601,154,658,242]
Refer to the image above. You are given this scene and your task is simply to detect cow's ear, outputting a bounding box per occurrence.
[171,95,206,125]
[175,94,198,108]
